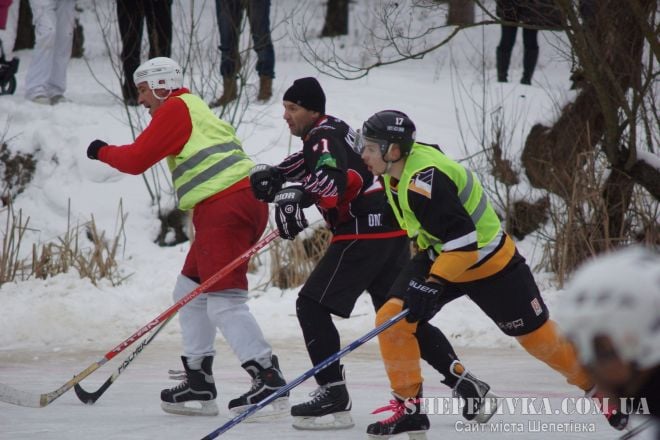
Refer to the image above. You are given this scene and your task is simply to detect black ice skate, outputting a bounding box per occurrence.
[587,387,629,430]
[450,360,499,423]
[291,367,354,430]
[366,392,430,440]
[160,356,219,416]
[228,355,290,420]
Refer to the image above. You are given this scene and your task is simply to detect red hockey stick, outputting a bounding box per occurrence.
[0,229,279,408]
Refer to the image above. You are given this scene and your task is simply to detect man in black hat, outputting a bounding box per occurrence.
[249,77,496,431]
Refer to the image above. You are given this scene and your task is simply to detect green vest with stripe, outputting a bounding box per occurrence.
[383,143,501,254]
[168,94,254,210]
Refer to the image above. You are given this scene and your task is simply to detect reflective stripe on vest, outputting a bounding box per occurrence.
[384,143,501,258]
[170,94,254,210]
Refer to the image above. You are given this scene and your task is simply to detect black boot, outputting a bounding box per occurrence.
[521,47,539,85]
[291,366,354,430]
[160,356,218,416]
[496,45,511,83]
[366,390,430,438]
[228,355,289,418]
[450,361,498,423]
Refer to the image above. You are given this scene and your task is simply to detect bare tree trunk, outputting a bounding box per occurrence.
[521,0,658,266]
[447,0,474,25]
[322,0,349,37]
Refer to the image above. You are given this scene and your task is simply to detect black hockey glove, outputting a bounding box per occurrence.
[273,187,309,240]
[249,164,285,202]
[87,139,108,160]
[404,277,444,323]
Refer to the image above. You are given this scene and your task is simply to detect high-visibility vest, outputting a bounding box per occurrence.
[384,143,502,259]
[168,94,254,210]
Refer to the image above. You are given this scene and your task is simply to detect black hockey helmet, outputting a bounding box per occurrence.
[361,110,416,156]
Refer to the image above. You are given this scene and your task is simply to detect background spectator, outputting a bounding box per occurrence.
[117,0,172,106]
[211,0,274,107]
[24,0,76,105]
[495,0,539,85]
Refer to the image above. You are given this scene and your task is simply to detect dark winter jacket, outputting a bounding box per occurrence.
[495,0,563,30]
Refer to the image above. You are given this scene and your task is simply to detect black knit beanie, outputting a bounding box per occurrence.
[283,77,326,114]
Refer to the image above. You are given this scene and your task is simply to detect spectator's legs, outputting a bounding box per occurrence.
[521,28,539,85]
[247,0,274,100]
[216,0,242,78]
[48,0,75,98]
[212,0,242,106]
[496,24,517,83]
[117,0,145,103]
[25,0,61,100]
[144,0,172,59]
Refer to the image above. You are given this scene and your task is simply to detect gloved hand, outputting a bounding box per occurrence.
[249,164,285,202]
[273,187,309,240]
[87,139,108,160]
[404,277,444,323]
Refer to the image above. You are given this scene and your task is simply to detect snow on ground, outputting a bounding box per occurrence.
[0,1,648,439]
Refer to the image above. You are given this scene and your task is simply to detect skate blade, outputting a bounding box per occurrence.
[229,397,290,423]
[292,411,354,430]
[367,430,428,440]
[161,399,219,416]
[473,392,499,424]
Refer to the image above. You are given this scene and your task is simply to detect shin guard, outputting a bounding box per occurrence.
[376,299,423,398]
[517,320,592,391]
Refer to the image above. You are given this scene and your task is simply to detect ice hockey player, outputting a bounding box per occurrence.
[85,57,287,418]
[249,77,497,431]
[558,247,660,438]
[358,109,629,438]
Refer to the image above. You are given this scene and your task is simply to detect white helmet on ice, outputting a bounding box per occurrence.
[133,57,183,91]
[557,246,660,369]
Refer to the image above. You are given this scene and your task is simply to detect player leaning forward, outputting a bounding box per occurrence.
[358,110,629,438]
[250,78,497,431]
[86,57,288,417]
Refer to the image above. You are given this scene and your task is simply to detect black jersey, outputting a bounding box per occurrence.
[277,115,404,240]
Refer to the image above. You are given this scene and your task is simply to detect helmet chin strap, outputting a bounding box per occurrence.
[151,88,173,101]
[383,143,402,173]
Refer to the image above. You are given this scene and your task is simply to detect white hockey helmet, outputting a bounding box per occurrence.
[557,246,660,369]
[133,57,183,91]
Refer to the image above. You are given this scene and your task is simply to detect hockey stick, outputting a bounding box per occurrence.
[620,419,653,440]
[200,309,409,440]
[74,314,176,404]
[0,229,280,408]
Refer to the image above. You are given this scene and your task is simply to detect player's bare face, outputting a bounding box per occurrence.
[283,101,317,137]
[361,141,387,175]
[137,83,167,116]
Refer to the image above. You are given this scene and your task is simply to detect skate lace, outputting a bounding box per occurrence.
[305,385,331,405]
[245,377,265,395]
[170,380,189,392]
[371,399,406,424]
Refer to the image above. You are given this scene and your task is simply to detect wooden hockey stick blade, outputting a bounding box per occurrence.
[0,362,101,408]
[0,229,279,408]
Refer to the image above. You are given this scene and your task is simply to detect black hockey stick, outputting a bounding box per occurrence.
[74,314,175,404]
[620,419,653,440]
[201,309,409,439]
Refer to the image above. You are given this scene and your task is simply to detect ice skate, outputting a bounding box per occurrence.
[160,356,219,416]
[366,392,429,440]
[228,355,290,421]
[450,360,499,423]
[588,387,629,430]
[291,367,354,430]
